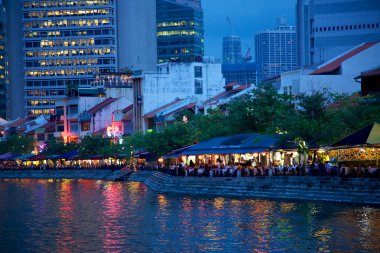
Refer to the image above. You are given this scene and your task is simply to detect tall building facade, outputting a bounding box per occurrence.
[297,0,380,67]
[222,63,257,85]
[117,0,157,72]
[4,0,23,119]
[156,0,204,63]
[255,17,296,82]
[0,1,7,119]
[21,0,118,118]
[222,35,242,64]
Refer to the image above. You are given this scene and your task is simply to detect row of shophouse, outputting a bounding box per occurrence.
[1,40,380,151]
[0,62,255,149]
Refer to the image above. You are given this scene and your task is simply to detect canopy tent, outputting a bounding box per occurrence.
[12,154,34,161]
[164,145,195,159]
[167,133,279,157]
[55,151,80,160]
[331,123,380,147]
[330,123,380,165]
[27,154,47,161]
[0,152,15,160]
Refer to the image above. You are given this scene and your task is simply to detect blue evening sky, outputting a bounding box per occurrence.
[203,0,296,59]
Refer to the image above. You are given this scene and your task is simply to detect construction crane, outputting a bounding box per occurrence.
[244,48,252,62]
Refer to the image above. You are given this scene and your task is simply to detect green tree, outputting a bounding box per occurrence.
[79,135,112,156]
[42,138,79,155]
[0,135,36,154]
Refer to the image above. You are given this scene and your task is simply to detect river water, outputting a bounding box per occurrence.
[0,179,379,252]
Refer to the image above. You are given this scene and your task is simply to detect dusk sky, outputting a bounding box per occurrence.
[203,0,296,59]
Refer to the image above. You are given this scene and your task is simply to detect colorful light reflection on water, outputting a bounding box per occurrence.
[0,179,379,253]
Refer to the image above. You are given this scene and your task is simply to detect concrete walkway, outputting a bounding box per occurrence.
[130,171,380,205]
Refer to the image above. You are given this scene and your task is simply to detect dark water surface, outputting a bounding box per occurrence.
[0,179,379,253]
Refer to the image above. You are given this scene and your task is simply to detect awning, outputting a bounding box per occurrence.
[171,133,279,156]
[0,152,15,160]
[331,123,380,147]
[55,151,80,159]
[164,145,195,158]
[181,148,267,155]
[13,154,34,160]
[27,154,47,161]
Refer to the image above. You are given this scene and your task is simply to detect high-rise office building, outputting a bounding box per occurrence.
[297,0,380,67]
[156,0,204,63]
[117,0,157,72]
[0,1,7,119]
[21,0,118,118]
[222,35,242,64]
[255,17,296,82]
[222,63,257,85]
[3,0,23,119]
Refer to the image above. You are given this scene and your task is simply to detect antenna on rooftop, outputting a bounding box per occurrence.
[226,17,232,36]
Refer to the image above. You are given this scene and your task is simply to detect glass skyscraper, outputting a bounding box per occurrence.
[0,1,7,119]
[21,0,117,118]
[222,35,242,64]
[297,0,380,67]
[255,17,296,82]
[222,63,257,85]
[156,0,204,63]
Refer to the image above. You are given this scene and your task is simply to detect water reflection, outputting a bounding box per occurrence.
[57,179,78,252]
[99,182,124,251]
[0,179,379,253]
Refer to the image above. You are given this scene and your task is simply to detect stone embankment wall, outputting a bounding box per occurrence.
[0,170,126,180]
[1,170,379,204]
[134,171,380,205]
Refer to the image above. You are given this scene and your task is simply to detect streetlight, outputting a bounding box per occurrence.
[130,145,134,169]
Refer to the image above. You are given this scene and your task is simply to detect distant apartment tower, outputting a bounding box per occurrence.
[21,0,118,118]
[255,17,296,82]
[0,2,7,119]
[156,0,204,63]
[222,35,242,64]
[297,0,380,67]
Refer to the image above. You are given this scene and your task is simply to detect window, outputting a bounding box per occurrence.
[194,66,202,78]
[194,79,203,94]
[81,122,90,131]
[70,123,79,132]
[37,133,45,142]
[56,106,64,116]
[56,124,64,132]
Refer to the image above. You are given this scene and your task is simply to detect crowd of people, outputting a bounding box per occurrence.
[0,159,379,179]
[158,161,380,178]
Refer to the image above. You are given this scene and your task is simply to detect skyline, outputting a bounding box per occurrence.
[203,0,296,59]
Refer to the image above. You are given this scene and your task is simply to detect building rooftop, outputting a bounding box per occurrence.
[87,97,119,115]
[311,41,379,75]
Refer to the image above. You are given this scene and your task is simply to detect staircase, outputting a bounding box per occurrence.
[136,172,380,204]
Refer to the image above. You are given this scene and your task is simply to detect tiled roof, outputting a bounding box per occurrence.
[144,99,184,119]
[39,122,56,132]
[122,104,133,113]
[166,102,196,117]
[234,84,251,91]
[203,91,230,105]
[87,97,119,114]
[311,41,379,75]
[223,81,239,89]
[361,67,380,77]
[3,118,27,129]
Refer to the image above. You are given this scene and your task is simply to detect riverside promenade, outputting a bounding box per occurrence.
[1,170,379,205]
[127,171,380,205]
